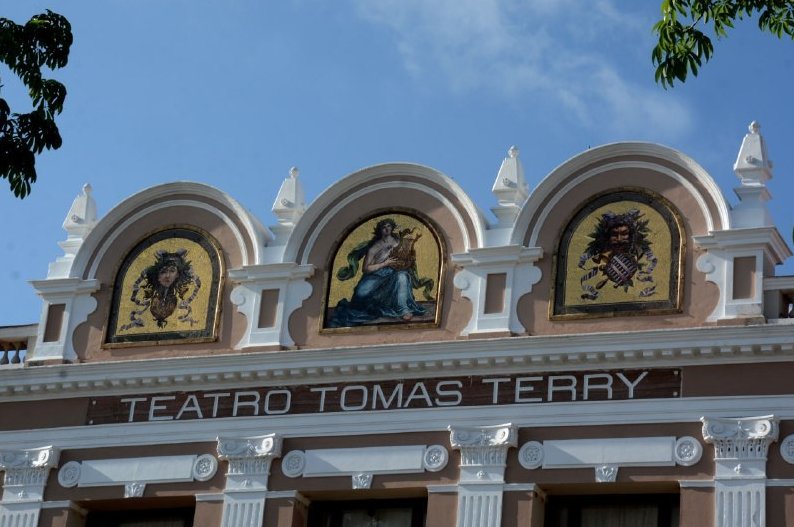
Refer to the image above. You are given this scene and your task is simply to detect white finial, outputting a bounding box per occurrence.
[731,121,774,228]
[273,166,306,226]
[47,183,99,277]
[491,145,529,227]
[62,183,98,237]
[734,120,772,186]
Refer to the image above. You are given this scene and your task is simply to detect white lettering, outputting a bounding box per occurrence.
[514,377,543,403]
[203,392,231,417]
[547,375,577,402]
[148,396,175,421]
[339,385,367,411]
[583,374,613,401]
[176,394,204,420]
[373,384,403,409]
[232,391,260,417]
[434,380,463,406]
[121,397,147,422]
[616,371,649,398]
[311,386,337,412]
[264,389,291,415]
[404,382,433,407]
[482,378,511,404]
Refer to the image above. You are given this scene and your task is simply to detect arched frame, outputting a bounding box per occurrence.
[105,226,225,347]
[320,209,446,333]
[550,189,685,320]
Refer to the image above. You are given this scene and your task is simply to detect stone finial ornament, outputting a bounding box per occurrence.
[272,166,306,225]
[63,183,98,237]
[734,121,772,186]
[492,146,528,206]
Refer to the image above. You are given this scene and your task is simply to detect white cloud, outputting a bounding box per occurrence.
[352,0,691,139]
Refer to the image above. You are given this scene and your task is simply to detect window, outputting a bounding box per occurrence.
[308,498,426,527]
[545,494,679,527]
[85,507,195,527]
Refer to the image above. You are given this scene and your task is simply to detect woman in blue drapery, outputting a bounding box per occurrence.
[327,218,435,328]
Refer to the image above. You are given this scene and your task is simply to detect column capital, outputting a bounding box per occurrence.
[701,415,779,460]
[0,446,60,503]
[216,434,282,491]
[449,424,516,484]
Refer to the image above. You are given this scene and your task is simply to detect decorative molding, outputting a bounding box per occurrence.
[595,465,618,483]
[6,323,794,401]
[702,415,778,467]
[55,454,215,496]
[449,424,516,484]
[124,482,145,498]
[518,436,702,481]
[674,436,703,467]
[779,435,794,464]
[423,445,449,472]
[279,445,445,487]
[217,434,281,490]
[192,454,219,481]
[57,461,80,488]
[351,473,372,490]
[0,446,59,502]
[229,263,314,348]
[518,441,544,470]
[452,246,543,335]
[513,143,731,247]
[702,414,779,527]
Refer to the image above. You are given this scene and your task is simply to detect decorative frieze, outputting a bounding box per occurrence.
[55,454,218,497]
[515,436,702,483]
[280,445,449,489]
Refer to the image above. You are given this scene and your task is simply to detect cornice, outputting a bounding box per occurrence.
[2,323,794,402]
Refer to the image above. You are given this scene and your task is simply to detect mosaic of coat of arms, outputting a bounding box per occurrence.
[324,213,442,329]
[106,227,223,345]
[551,191,683,318]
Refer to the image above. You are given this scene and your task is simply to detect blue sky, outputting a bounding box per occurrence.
[1,1,793,326]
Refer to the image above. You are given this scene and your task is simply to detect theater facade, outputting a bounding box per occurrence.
[1,123,794,527]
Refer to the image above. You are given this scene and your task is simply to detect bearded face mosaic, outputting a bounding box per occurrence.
[323,212,443,330]
[551,190,684,319]
[105,227,223,346]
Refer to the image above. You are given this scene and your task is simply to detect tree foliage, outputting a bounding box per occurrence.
[653,0,794,88]
[0,11,71,198]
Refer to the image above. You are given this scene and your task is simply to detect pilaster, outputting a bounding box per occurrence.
[217,434,282,527]
[701,415,779,527]
[449,424,516,527]
[0,446,60,527]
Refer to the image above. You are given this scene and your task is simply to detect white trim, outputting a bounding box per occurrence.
[511,142,731,246]
[504,483,537,492]
[69,182,270,279]
[301,181,471,260]
[765,480,794,487]
[3,394,794,451]
[283,163,487,262]
[679,480,714,488]
[195,493,225,502]
[427,484,458,493]
[86,200,248,279]
[4,323,794,401]
[39,501,87,515]
[526,161,713,247]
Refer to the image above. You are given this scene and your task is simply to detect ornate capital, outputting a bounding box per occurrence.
[0,446,60,502]
[701,415,779,460]
[449,424,516,483]
[217,434,282,477]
